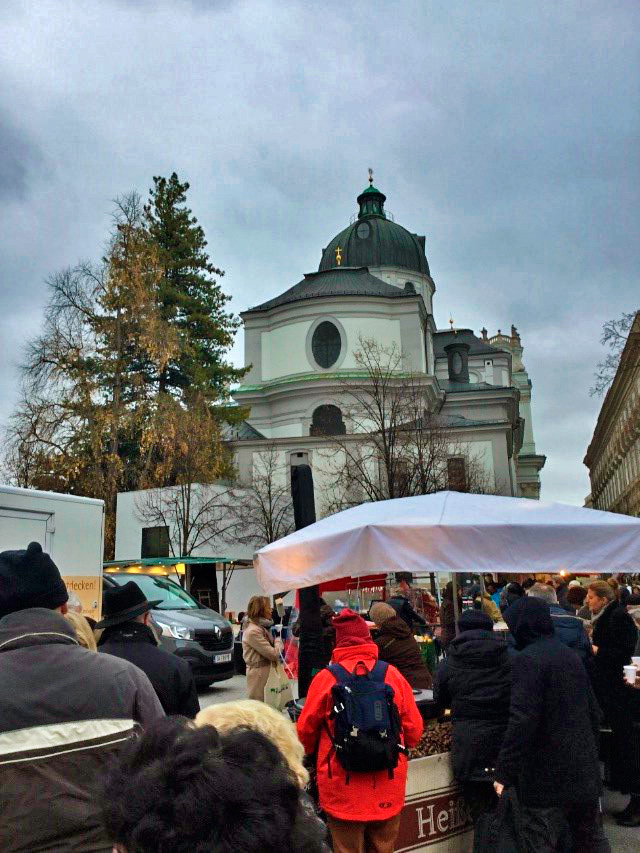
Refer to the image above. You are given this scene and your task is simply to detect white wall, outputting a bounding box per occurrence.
[260,316,403,382]
[115,487,254,563]
[0,486,104,619]
[261,320,308,381]
[339,317,402,367]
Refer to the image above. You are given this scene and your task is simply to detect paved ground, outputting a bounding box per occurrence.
[198,674,249,709]
[199,679,638,850]
[602,789,639,851]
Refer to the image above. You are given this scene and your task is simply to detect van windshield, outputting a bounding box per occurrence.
[110,574,200,610]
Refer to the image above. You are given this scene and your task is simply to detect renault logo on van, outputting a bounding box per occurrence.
[213,626,221,639]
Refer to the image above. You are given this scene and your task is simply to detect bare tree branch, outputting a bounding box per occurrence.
[317,337,497,513]
[229,445,294,547]
[134,482,237,558]
[591,310,639,396]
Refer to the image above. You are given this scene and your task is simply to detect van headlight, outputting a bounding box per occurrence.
[155,621,194,640]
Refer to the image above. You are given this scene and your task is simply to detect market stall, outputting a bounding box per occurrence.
[255,490,640,853]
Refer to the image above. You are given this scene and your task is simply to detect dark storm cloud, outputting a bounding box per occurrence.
[0,114,42,200]
[0,0,638,505]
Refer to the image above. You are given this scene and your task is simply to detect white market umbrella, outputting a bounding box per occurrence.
[255,491,640,594]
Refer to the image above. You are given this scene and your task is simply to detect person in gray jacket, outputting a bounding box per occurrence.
[0,542,163,853]
[526,582,592,664]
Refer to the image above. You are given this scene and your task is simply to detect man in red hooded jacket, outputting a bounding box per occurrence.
[297,608,423,853]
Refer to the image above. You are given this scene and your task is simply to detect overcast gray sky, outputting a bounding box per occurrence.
[1,0,638,505]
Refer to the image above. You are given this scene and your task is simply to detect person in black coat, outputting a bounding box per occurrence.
[291,598,336,664]
[494,597,604,852]
[433,609,511,821]
[586,580,640,826]
[97,581,200,719]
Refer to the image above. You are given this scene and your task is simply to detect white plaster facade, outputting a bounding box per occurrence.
[231,181,545,507]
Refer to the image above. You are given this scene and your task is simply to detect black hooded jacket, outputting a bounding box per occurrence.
[495,598,602,807]
[433,629,511,781]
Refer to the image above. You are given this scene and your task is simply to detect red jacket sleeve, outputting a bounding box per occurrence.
[297,669,333,756]
[391,667,423,748]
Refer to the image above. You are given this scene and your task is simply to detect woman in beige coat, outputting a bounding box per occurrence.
[242,596,280,701]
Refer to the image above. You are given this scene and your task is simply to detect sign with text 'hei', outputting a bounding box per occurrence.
[395,786,472,851]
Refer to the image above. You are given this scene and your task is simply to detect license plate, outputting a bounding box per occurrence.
[214,653,232,664]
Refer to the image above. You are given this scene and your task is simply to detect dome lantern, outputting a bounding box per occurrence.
[356,169,387,219]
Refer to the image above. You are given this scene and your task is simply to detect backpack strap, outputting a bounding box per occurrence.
[370,660,389,682]
[329,661,389,682]
[327,663,351,684]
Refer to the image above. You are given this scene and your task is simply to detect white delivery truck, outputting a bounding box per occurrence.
[0,485,105,621]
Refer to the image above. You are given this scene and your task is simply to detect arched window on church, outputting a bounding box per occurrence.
[310,405,346,436]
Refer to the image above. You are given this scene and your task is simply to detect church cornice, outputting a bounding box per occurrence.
[235,369,440,395]
[227,417,517,449]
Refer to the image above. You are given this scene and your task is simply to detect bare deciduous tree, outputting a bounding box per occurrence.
[318,337,496,513]
[230,445,295,547]
[135,482,236,558]
[591,310,639,396]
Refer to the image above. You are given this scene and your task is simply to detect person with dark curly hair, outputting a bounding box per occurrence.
[101,717,327,853]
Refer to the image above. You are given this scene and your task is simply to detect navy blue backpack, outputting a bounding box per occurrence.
[327,660,404,775]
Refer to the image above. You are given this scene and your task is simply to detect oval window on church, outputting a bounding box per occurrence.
[311,321,341,369]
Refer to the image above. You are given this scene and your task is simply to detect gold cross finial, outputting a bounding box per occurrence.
[335,246,343,266]
[449,316,454,330]
[368,168,374,185]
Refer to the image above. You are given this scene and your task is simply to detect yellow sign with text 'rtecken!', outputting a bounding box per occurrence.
[62,575,102,621]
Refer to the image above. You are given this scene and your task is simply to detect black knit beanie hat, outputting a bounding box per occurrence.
[0,541,68,618]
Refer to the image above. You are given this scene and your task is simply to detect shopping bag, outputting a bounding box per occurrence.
[264,663,294,711]
[473,787,523,853]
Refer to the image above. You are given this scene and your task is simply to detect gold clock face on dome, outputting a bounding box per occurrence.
[356,222,370,239]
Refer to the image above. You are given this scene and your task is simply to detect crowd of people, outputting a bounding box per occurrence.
[1,539,640,852]
[433,573,640,850]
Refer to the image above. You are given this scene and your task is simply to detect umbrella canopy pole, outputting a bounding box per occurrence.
[452,574,461,637]
[291,465,325,699]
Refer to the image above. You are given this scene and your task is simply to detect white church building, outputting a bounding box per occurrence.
[230,177,545,507]
[114,177,545,611]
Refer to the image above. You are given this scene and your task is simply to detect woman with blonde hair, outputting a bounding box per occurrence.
[196,699,308,787]
[242,595,280,701]
[63,609,98,652]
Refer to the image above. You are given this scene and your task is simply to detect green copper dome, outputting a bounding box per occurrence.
[319,182,430,276]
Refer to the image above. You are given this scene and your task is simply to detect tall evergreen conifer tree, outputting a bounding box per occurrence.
[143,173,246,401]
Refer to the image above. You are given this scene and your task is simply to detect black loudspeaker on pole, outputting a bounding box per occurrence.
[291,465,325,698]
